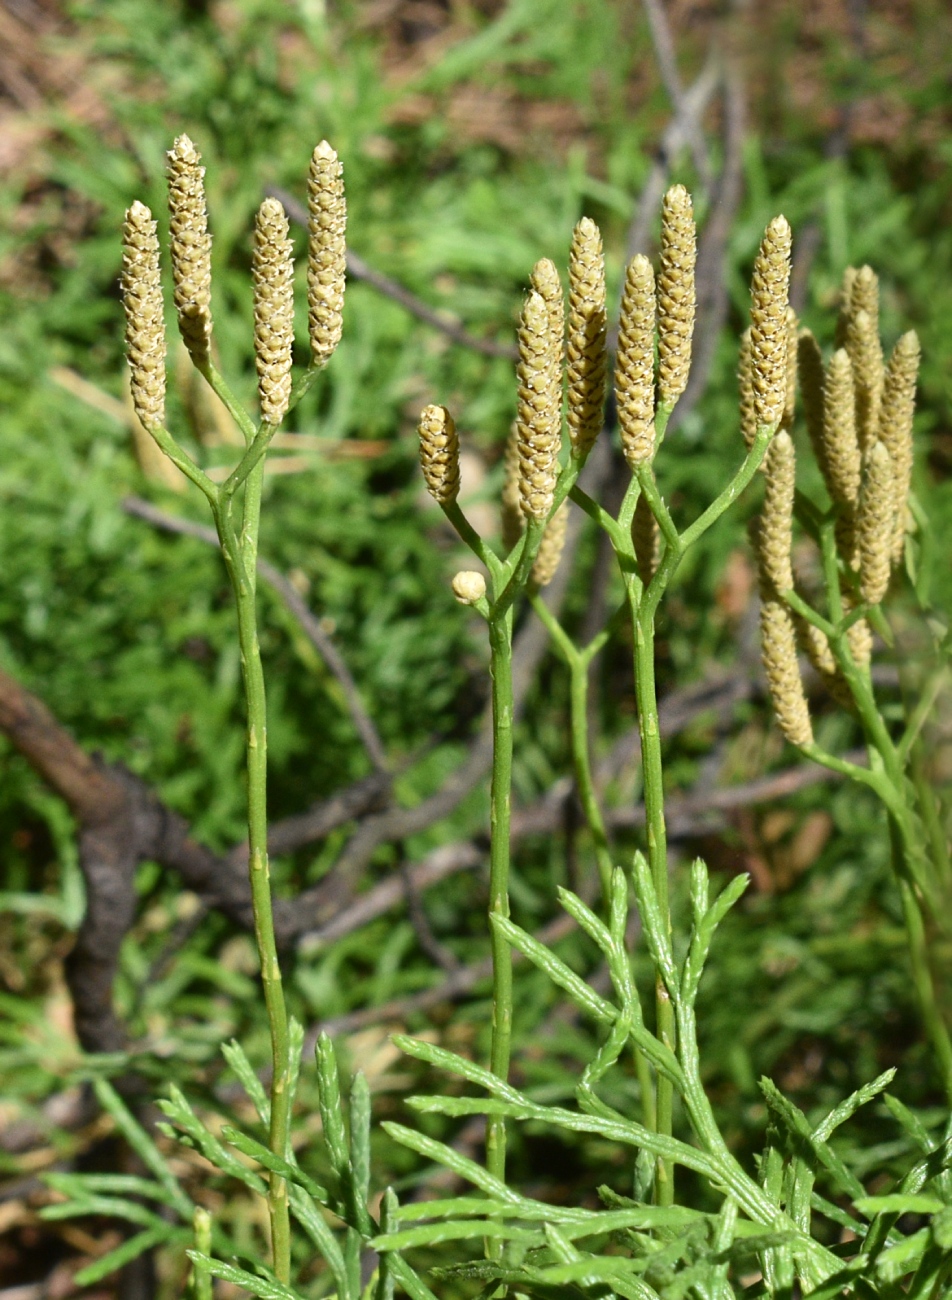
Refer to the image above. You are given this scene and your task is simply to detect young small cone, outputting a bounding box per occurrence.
[879,330,920,564]
[307,141,347,369]
[530,501,569,588]
[252,198,295,424]
[121,202,167,430]
[615,254,657,468]
[167,134,213,364]
[797,329,826,477]
[516,289,562,521]
[759,431,796,594]
[834,265,858,350]
[657,184,696,408]
[845,308,883,451]
[632,493,660,587]
[500,424,525,550]
[821,348,861,513]
[738,328,757,452]
[418,404,460,505]
[452,571,486,605]
[760,597,813,747]
[857,441,895,605]
[749,216,793,431]
[566,217,607,458]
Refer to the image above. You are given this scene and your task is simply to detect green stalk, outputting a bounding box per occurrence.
[528,593,612,900]
[569,653,614,902]
[213,451,292,1284]
[631,587,676,1205]
[804,522,952,1101]
[898,870,952,1106]
[485,610,515,1201]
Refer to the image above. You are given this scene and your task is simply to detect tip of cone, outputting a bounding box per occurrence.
[169,133,199,160]
[313,140,338,160]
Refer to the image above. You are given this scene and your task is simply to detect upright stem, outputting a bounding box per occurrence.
[528,591,614,902]
[631,591,676,1205]
[815,526,952,1101]
[897,868,952,1107]
[485,613,515,1201]
[217,461,292,1284]
[569,655,614,903]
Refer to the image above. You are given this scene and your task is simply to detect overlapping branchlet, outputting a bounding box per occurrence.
[759,431,796,595]
[821,348,862,526]
[748,216,793,431]
[121,202,167,430]
[657,185,696,409]
[418,404,460,505]
[615,255,657,469]
[879,330,920,564]
[834,265,858,349]
[760,598,814,747]
[531,502,569,588]
[566,218,607,459]
[780,306,798,432]
[797,329,826,477]
[167,134,213,364]
[307,141,347,369]
[845,308,884,451]
[755,429,813,746]
[845,599,873,669]
[738,328,756,451]
[515,289,562,521]
[252,199,295,425]
[500,425,525,551]
[632,494,660,587]
[857,441,895,605]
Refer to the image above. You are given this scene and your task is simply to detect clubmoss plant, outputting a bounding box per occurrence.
[753,266,952,1105]
[421,187,789,1215]
[120,137,348,1287]
[45,149,952,1300]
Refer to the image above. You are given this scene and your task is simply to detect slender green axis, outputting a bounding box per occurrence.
[122,136,345,1282]
[485,610,515,1186]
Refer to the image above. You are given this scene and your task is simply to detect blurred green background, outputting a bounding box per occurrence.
[1,0,952,1293]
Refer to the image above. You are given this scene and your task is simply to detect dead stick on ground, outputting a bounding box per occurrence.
[123,495,389,773]
[269,186,517,361]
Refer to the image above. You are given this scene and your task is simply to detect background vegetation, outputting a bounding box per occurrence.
[2,0,952,1295]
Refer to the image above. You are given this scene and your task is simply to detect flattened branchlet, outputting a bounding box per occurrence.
[121,201,167,431]
[566,217,607,460]
[167,134,214,364]
[252,198,295,425]
[657,183,696,409]
[515,288,562,521]
[615,254,657,469]
[748,215,793,431]
[418,404,461,506]
[307,141,347,370]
